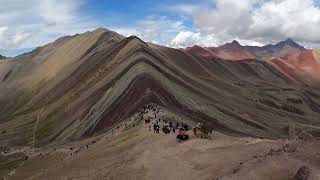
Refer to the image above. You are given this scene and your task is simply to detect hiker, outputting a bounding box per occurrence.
[156,124,160,133]
[162,126,166,134]
[162,125,170,134]
[184,124,189,131]
[153,123,157,133]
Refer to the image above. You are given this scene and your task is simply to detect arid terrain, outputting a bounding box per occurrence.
[1,28,320,179]
[1,116,320,180]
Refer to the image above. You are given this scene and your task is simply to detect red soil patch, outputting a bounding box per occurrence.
[268,50,320,85]
[185,45,217,58]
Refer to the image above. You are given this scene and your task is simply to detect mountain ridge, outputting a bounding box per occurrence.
[184,38,320,85]
[0,28,320,148]
[185,38,306,61]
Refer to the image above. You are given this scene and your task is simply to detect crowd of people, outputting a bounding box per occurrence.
[135,104,190,135]
[150,120,189,134]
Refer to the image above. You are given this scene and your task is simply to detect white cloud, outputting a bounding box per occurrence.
[235,39,265,47]
[135,16,186,45]
[0,0,98,52]
[191,0,258,37]
[0,26,30,49]
[0,26,8,42]
[166,4,200,15]
[12,32,32,48]
[170,31,218,48]
[112,16,187,46]
[250,0,320,43]
[169,31,265,48]
[170,0,320,48]
[2,0,320,55]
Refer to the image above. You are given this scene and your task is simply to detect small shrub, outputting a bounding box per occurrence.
[287,98,303,104]
[281,105,304,115]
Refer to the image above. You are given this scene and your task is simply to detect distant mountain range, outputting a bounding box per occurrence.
[185,39,320,85]
[185,38,306,61]
[244,38,306,60]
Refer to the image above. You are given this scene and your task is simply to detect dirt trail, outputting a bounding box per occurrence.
[32,108,44,148]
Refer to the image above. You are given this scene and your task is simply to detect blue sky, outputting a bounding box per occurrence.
[1,0,320,57]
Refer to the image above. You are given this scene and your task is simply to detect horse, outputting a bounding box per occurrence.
[193,123,213,139]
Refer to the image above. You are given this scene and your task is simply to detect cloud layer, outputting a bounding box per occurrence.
[0,0,98,52]
[1,0,320,56]
[113,15,187,46]
[170,0,320,48]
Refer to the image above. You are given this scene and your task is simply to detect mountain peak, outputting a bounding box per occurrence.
[285,38,294,43]
[231,40,240,45]
[221,40,242,49]
[93,27,109,32]
[276,38,305,50]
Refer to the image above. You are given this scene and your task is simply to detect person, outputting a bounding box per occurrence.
[184,124,189,131]
[153,123,157,133]
[162,126,167,134]
[176,127,189,141]
[148,124,151,132]
[156,124,160,133]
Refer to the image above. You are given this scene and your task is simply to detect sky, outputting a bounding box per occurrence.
[1,0,320,57]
